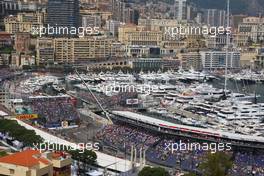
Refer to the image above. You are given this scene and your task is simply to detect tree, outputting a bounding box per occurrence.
[0,151,7,157]
[199,152,233,176]
[184,173,197,176]
[138,166,169,176]
[68,149,97,174]
[0,119,43,147]
[0,47,13,54]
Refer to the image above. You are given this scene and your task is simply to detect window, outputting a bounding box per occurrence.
[9,169,14,174]
[41,174,49,176]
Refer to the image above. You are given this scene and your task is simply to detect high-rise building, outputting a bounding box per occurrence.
[0,0,21,15]
[36,38,54,65]
[111,0,138,24]
[174,0,187,21]
[202,9,226,27]
[0,1,4,16]
[15,32,31,53]
[106,20,122,37]
[178,52,202,71]
[82,14,101,28]
[200,51,240,70]
[112,0,125,22]
[206,33,233,49]
[46,0,80,35]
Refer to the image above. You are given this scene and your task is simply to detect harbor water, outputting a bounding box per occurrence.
[210,78,264,103]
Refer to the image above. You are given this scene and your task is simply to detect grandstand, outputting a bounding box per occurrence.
[95,122,264,175]
[15,119,135,174]
[111,111,264,147]
[27,95,80,128]
[96,124,160,154]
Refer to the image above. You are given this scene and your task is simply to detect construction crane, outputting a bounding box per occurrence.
[74,68,113,124]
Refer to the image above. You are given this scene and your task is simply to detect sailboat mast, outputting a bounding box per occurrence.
[224,0,230,93]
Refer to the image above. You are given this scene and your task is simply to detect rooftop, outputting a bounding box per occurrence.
[0,149,50,167]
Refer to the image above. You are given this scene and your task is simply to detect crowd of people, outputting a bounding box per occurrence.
[30,97,80,128]
[96,123,264,175]
[146,138,206,169]
[230,151,264,176]
[96,124,160,154]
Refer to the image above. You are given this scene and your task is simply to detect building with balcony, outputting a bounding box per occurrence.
[254,48,264,69]
[36,38,54,66]
[53,37,114,64]
[0,32,12,48]
[46,0,80,34]
[178,52,202,71]
[238,17,264,43]
[0,149,72,176]
[174,0,187,21]
[200,51,240,70]
[4,12,45,34]
[118,25,162,46]
[14,32,30,53]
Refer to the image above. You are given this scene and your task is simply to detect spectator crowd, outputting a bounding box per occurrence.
[96,123,264,175]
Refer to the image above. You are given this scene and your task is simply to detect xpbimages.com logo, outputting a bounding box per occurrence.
[164,141,232,153]
[33,142,100,153]
[102,82,162,95]
[164,25,232,38]
[31,24,100,37]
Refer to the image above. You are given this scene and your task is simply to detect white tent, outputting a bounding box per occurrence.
[86,170,103,176]
[0,111,8,117]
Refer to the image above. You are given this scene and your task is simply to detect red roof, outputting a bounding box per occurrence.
[0,149,50,167]
[0,32,10,35]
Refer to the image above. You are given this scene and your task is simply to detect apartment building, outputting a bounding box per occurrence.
[240,50,258,68]
[200,51,240,70]
[174,0,187,21]
[178,52,202,71]
[14,32,30,53]
[0,149,72,176]
[36,38,54,66]
[46,0,79,36]
[205,34,229,49]
[36,37,125,65]
[233,33,249,48]
[82,14,102,28]
[0,32,12,47]
[118,24,162,46]
[53,37,114,64]
[138,18,179,31]
[238,17,264,43]
[254,48,264,69]
[4,12,45,34]
[202,9,226,27]
[106,20,122,37]
[80,9,112,23]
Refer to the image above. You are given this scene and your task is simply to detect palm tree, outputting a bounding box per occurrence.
[69,149,97,174]
[138,166,169,176]
[199,152,233,176]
